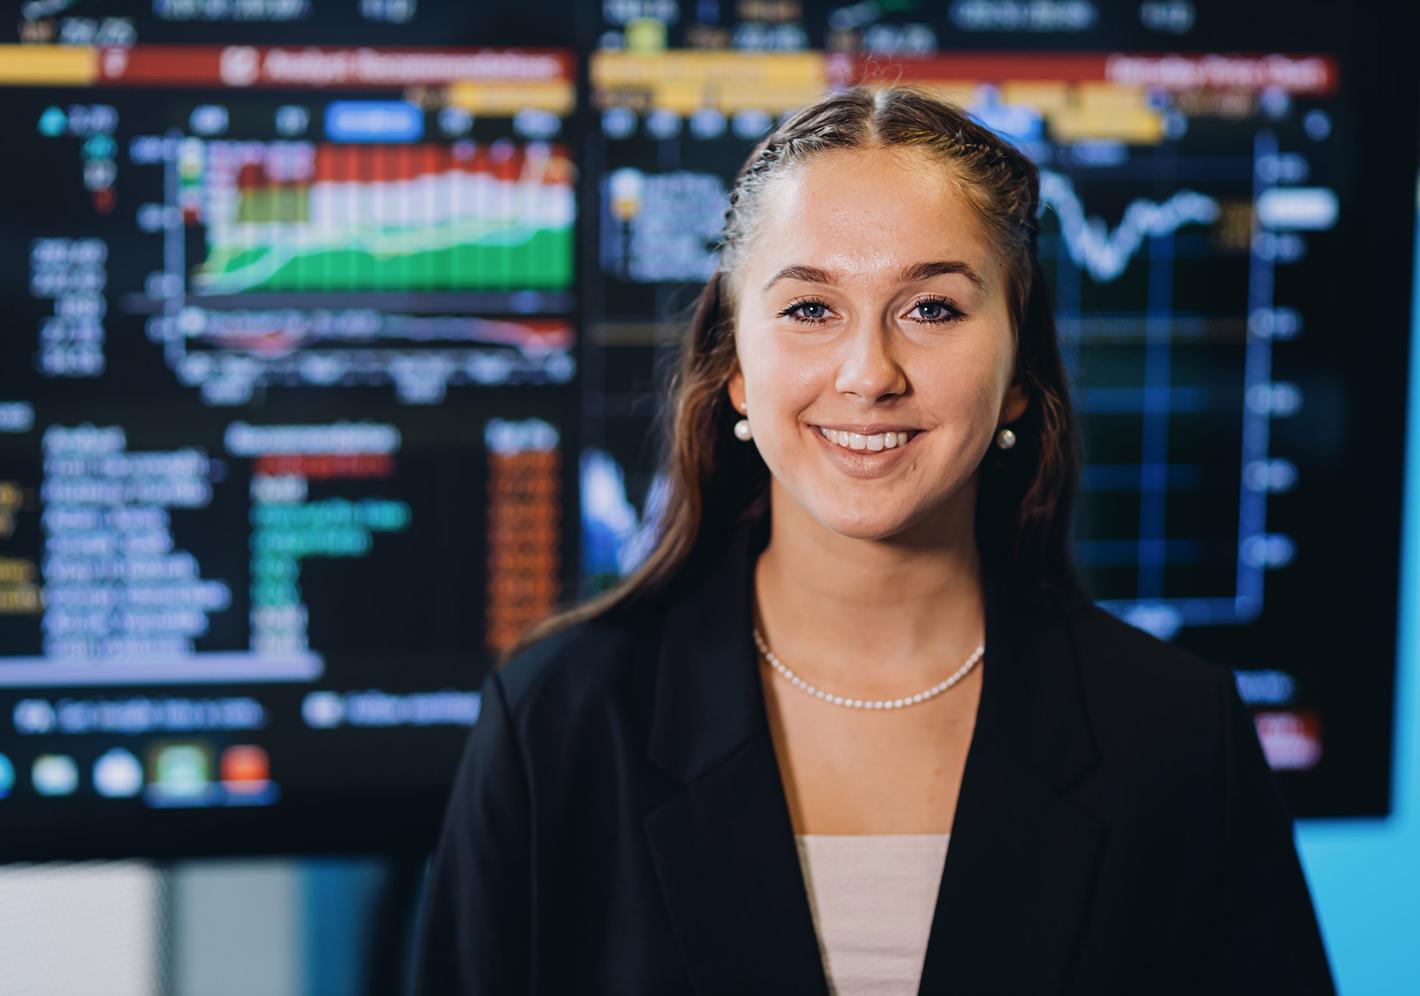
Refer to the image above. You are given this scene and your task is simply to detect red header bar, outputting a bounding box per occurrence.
[830,52,1338,95]
[96,45,574,88]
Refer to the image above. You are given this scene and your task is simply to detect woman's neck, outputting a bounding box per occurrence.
[752,483,986,691]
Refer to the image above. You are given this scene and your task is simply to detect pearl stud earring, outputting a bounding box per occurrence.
[995,427,1016,450]
[733,403,752,442]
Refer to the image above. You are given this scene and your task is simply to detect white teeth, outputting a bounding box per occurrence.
[817,428,913,452]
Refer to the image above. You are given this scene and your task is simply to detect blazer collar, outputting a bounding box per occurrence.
[644,513,1105,994]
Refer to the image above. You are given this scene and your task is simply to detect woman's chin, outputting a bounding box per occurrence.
[808,504,922,543]
[769,472,968,543]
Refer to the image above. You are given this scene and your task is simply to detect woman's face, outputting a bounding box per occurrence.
[727,144,1027,542]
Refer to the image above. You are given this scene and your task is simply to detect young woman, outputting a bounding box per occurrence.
[413,85,1335,995]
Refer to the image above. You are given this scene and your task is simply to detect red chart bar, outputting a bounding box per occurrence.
[829,51,1339,95]
[96,45,575,89]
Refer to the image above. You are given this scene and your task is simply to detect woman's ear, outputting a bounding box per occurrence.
[1001,378,1029,424]
[727,368,746,413]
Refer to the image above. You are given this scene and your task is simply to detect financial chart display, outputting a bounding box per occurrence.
[0,0,1411,857]
[0,3,581,858]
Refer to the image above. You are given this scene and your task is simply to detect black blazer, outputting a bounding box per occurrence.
[413,513,1336,995]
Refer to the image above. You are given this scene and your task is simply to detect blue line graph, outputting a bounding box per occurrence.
[1046,131,1308,639]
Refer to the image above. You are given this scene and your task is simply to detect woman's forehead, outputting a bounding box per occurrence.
[745,149,998,293]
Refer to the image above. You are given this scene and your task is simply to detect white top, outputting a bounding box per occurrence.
[793,833,950,996]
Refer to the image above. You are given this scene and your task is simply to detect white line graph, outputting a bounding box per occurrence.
[1039,170,1221,282]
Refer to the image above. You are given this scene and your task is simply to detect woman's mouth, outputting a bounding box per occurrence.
[813,426,921,453]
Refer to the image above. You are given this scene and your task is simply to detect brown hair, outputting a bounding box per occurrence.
[503,83,1082,663]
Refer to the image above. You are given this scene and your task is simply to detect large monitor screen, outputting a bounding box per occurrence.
[0,0,1411,859]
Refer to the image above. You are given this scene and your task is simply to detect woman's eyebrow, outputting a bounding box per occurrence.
[899,260,987,290]
[761,264,835,291]
[761,260,986,293]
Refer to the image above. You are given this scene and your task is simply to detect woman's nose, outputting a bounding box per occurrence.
[833,321,907,403]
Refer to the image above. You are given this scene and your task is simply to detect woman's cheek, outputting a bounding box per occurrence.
[758,356,820,422]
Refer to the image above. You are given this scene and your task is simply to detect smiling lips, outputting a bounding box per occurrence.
[814,425,919,453]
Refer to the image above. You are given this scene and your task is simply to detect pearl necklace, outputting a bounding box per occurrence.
[752,627,984,710]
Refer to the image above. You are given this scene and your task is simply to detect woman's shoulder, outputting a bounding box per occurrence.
[489,607,661,730]
[1054,594,1238,746]
[1064,597,1224,683]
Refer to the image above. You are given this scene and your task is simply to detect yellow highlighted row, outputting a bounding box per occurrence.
[445,79,574,115]
[0,45,97,85]
[593,52,826,115]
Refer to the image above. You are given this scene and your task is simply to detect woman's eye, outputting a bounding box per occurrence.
[912,298,962,324]
[779,299,831,324]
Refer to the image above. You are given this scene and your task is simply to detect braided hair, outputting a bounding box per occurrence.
[718,87,1043,339]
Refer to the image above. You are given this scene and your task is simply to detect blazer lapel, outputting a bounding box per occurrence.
[643,514,830,994]
[643,514,1105,995]
[918,568,1105,994]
